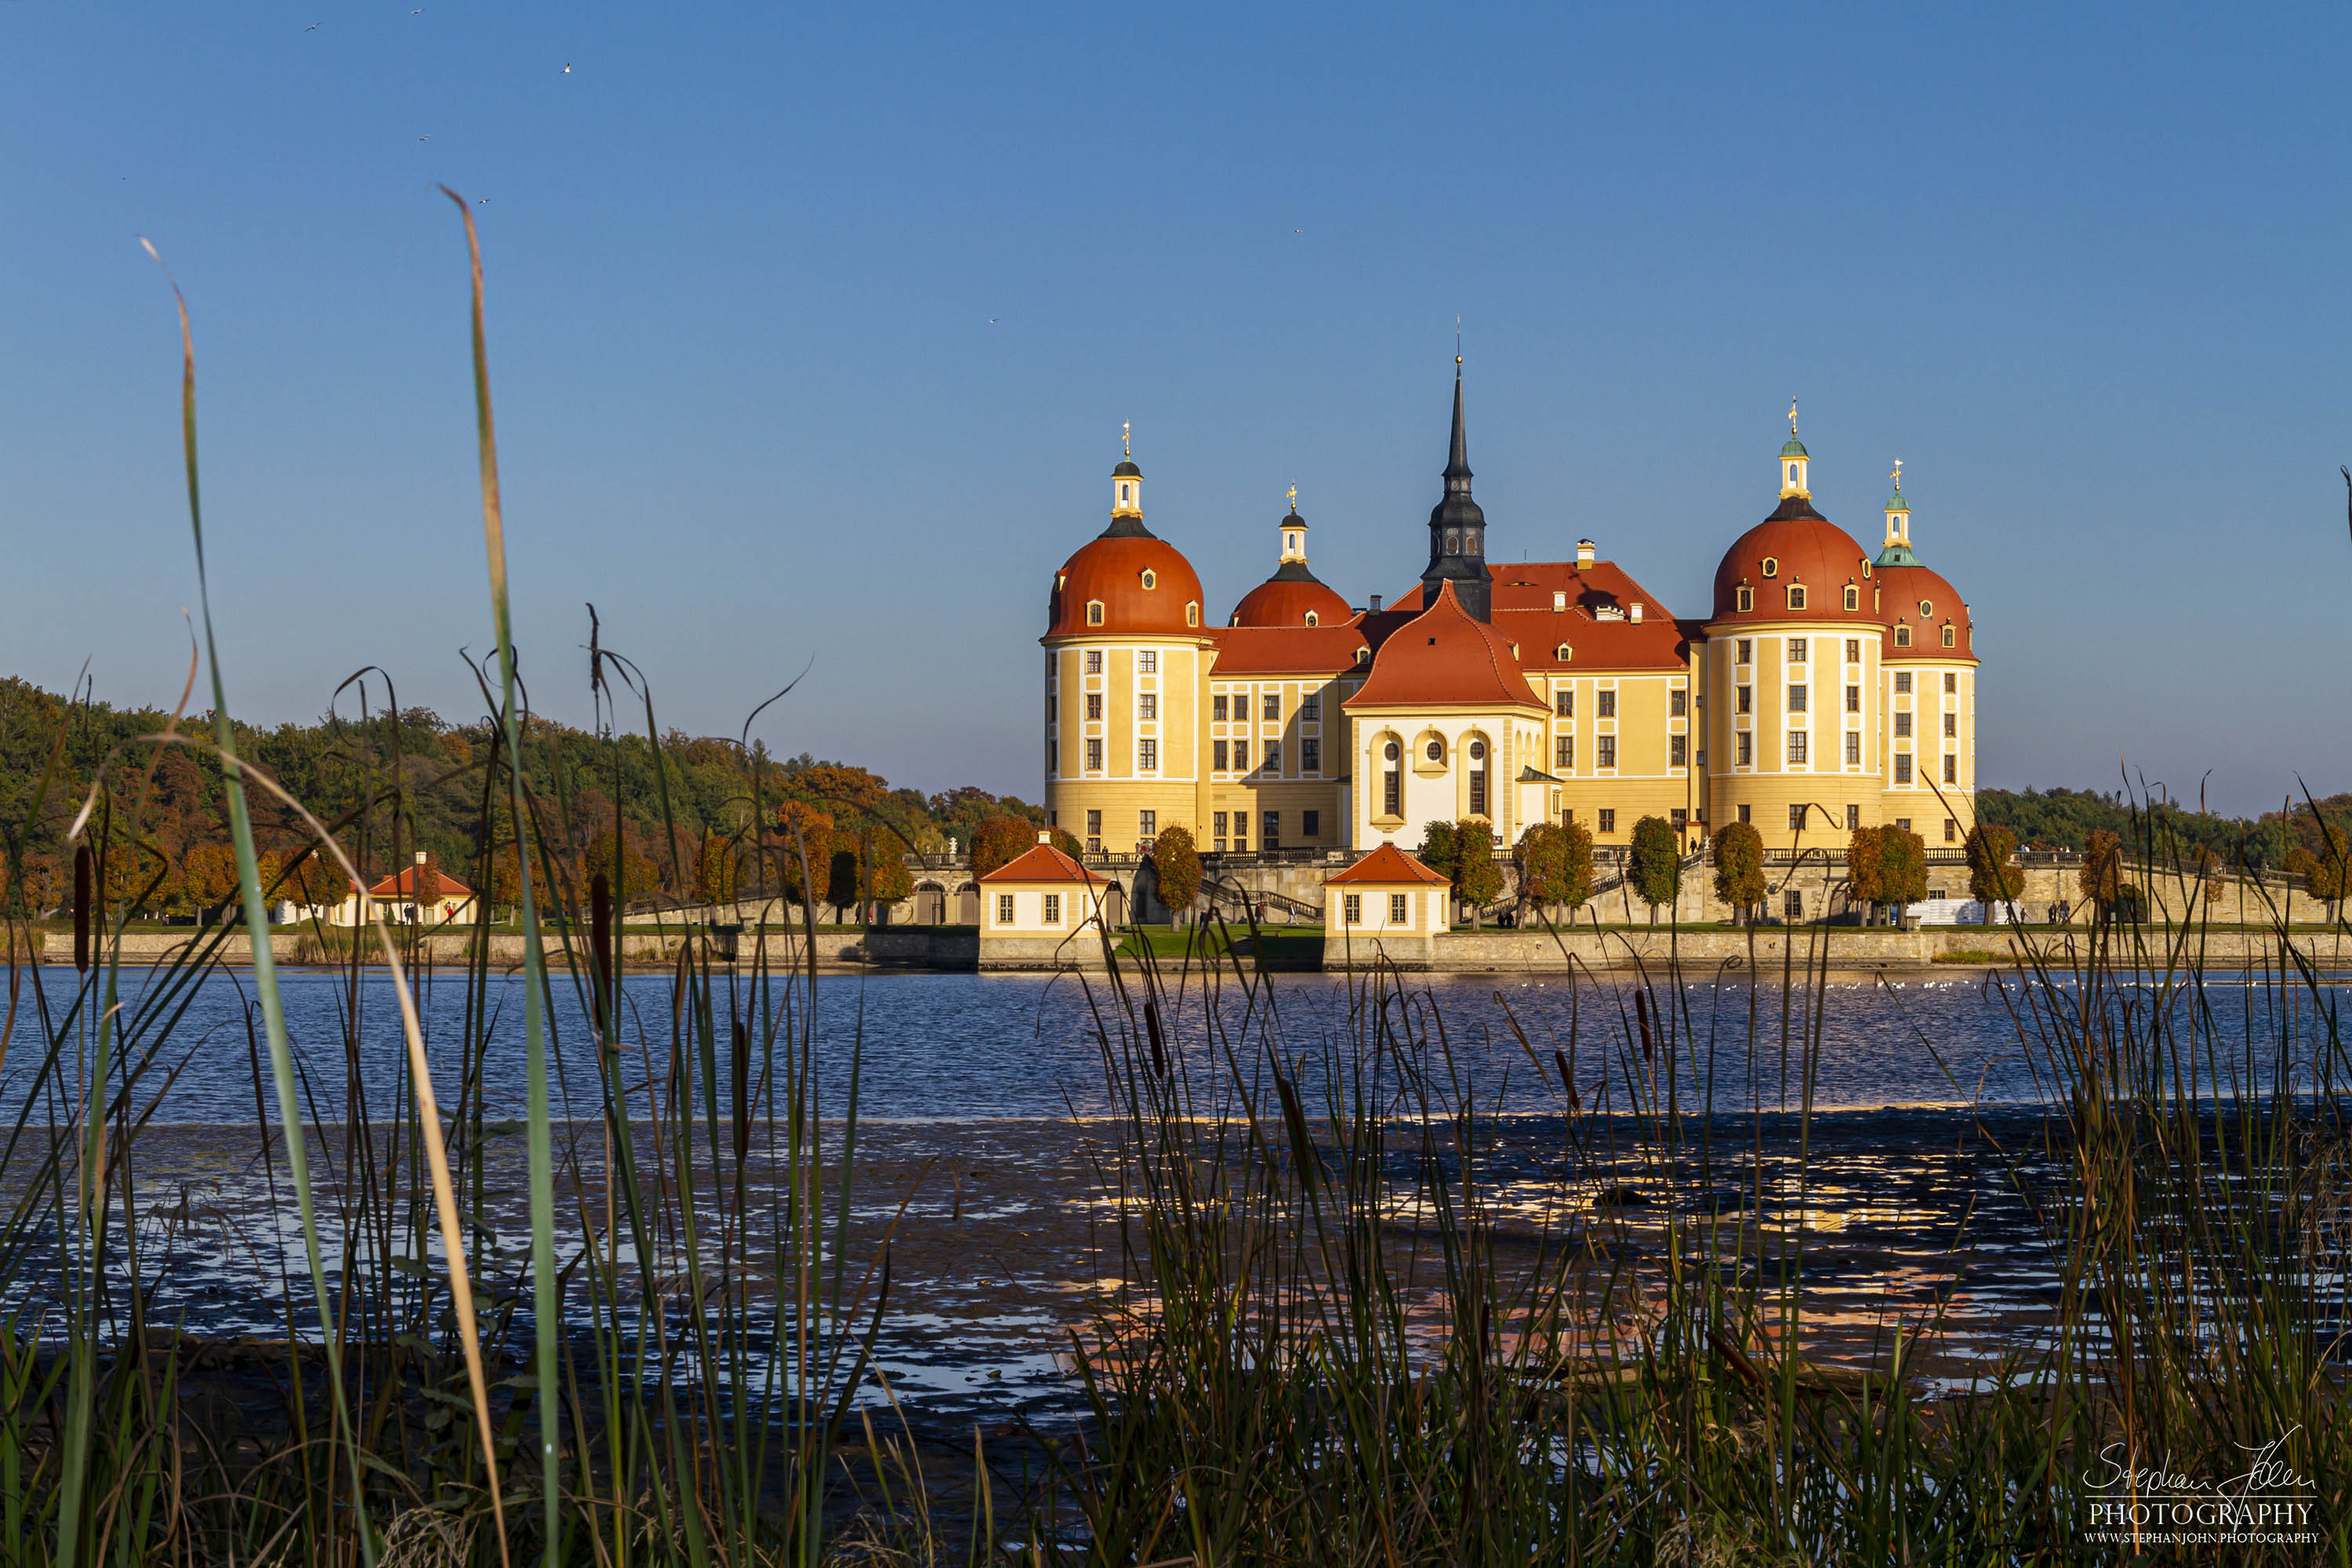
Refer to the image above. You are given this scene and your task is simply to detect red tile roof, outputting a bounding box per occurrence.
[1045,530,1208,641]
[977,841,1109,884]
[1709,506,1882,626]
[1381,561,1692,672]
[1327,843,1450,886]
[1875,561,1979,662]
[365,866,474,898]
[1207,622,1369,676]
[1229,573,1352,629]
[1342,580,1545,711]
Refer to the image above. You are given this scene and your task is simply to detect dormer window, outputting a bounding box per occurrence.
[1737,586,1755,612]
[1187,601,1200,626]
[1305,611,1319,627]
[1555,643,1571,660]
[1761,557,1779,578]
[1086,601,1105,626]
[1787,586,1807,610]
[1843,585,1860,611]
[1552,590,1566,611]
[1942,624,1957,648]
[1140,569,1157,590]
[1894,624,1912,648]
[1918,599,1933,617]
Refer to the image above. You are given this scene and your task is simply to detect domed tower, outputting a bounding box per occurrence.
[1230,492,1353,627]
[1701,407,1889,848]
[1869,463,1980,848]
[1042,433,1210,857]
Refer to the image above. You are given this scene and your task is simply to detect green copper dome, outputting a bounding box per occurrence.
[1885,491,1909,511]
[1780,437,1810,459]
[1875,543,1922,568]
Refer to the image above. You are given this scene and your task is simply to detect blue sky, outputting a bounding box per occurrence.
[3,3,2348,814]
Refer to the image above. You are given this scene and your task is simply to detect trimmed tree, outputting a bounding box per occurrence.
[1849,826,1887,924]
[1965,823,2024,924]
[1882,824,1929,914]
[2080,829,2124,915]
[1513,822,1568,923]
[1712,820,1765,924]
[1628,815,1681,924]
[1453,818,1504,930]
[1417,820,1463,884]
[1152,826,1203,924]
[1561,819,1595,918]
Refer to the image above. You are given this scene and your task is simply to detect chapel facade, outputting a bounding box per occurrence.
[1040,372,1978,859]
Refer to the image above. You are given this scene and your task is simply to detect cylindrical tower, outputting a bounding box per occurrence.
[1870,466,1980,850]
[1041,442,1211,856]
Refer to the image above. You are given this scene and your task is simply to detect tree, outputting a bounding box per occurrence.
[1628,815,1681,924]
[1712,821,1765,924]
[771,801,837,909]
[1882,823,1929,912]
[971,814,1042,880]
[1513,822,1567,920]
[1965,823,2024,923]
[287,845,350,913]
[694,831,741,906]
[1848,826,1887,923]
[857,832,915,923]
[182,841,240,920]
[585,827,659,909]
[2292,825,2349,918]
[2080,829,2124,913]
[1451,818,1503,929]
[1417,820,1462,884]
[1151,826,1202,924]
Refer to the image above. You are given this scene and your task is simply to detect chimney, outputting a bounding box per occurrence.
[1552,590,1567,612]
[1576,539,1595,569]
[1036,829,1051,844]
[1630,602,1644,624]
[1369,593,1384,614]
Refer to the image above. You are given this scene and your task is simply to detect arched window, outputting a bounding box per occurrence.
[1381,741,1402,818]
[1086,601,1105,626]
[1186,601,1200,626]
[1446,530,1460,554]
[1466,528,1482,554]
[1737,586,1755,612]
[1788,586,1807,610]
[1761,557,1779,578]
[1843,585,1860,611]
[1140,569,1156,590]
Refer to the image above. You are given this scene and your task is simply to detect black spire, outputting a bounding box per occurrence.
[1422,359,1491,619]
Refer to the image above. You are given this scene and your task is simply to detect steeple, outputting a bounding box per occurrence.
[1422,356,1492,620]
[1104,423,1150,538]
[1778,399,1811,499]
[1875,459,1922,567]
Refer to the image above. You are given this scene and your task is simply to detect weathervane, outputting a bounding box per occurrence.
[1788,398,1799,437]
[1122,419,1131,458]
[1287,484,1298,510]
[1890,459,1904,492]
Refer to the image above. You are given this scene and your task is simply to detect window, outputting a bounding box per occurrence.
[1894,625,1912,648]
[1262,811,1279,849]
[1789,804,1807,831]
[1086,810,1102,848]
[1846,804,1860,830]
[1670,688,1686,717]
[1301,738,1320,772]
[1944,754,1958,784]
[1344,892,1362,924]
[1845,684,1860,713]
[1213,811,1228,850]
[1302,692,1320,720]
[1382,762,1400,818]
[1785,891,1804,920]
[1787,586,1806,610]
[1043,893,1062,924]
[1446,529,1459,553]
[1844,586,1860,611]
[1943,713,1956,737]
[1597,736,1617,768]
[1737,685,1752,715]
[997,894,1015,924]
[1213,694,1229,721]
[1426,739,1444,763]
[1555,735,1574,770]
[1894,672,1913,694]
[1139,810,1156,839]
[1895,712,1912,738]
[1262,693,1280,721]
[1846,639,1860,663]
[1737,586,1755,612]
[1389,893,1409,924]
[1788,730,1808,764]
[1597,689,1617,718]
[1138,693,1157,720]
[1303,810,1319,837]
[1048,739,1058,771]
[1670,734,1687,767]
[1918,600,1933,619]
[1944,671,1957,693]
[1845,731,1861,766]
[1186,602,1200,626]
[1555,689,1573,717]
[1738,804,1751,824]
[1139,651,1158,673]
[1262,742,1281,773]
[1305,611,1319,626]
[1944,818,1958,842]
[1942,626,1957,648]
[1789,638,1807,662]
[1086,739,1104,771]
[1085,693,1103,721]
[1788,684,1807,713]
[1470,768,1488,815]
[1895,817,1911,833]
[1895,753,1913,783]
[1761,557,1779,578]
[1598,809,1617,833]
[1084,601,1105,626]
[1139,739,1158,770]
[1139,569,1156,590]
[1232,739,1248,771]
[1214,740,1229,771]
[1737,639,1753,665]
[1085,651,1102,674]
[1047,692,1058,721]
[1737,732,1753,766]
[1671,808,1687,829]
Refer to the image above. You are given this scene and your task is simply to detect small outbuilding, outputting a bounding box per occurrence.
[1322,843,1452,966]
[333,851,480,928]
[977,832,1112,970]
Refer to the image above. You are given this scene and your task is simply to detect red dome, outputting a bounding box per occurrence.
[1045,524,1207,639]
[1230,568,1352,628]
[1875,561,1976,661]
[1710,500,1880,624]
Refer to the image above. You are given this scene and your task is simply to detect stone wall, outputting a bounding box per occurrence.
[1323,924,2352,974]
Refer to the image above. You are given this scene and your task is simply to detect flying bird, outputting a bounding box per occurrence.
[304,20,319,29]
[988,317,997,324]
[563,62,572,72]
[418,134,430,141]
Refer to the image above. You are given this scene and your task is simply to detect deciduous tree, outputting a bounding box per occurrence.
[1451,818,1503,929]
[1417,820,1462,884]
[1712,821,1765,924]
[971,814,1042,880]
[181,841,240,920]
[1965,823,2024,921]
[1628,815,1681,923]
[2080,829,2124,913]
[1151,826,1202,924]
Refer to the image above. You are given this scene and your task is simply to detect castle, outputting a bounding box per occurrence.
[1040,369,1977,866]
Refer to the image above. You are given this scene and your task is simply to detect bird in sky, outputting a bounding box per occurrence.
[988,317,997,324]
[304,20,319,30]
[418,134,430,141]
[564,62,572,72]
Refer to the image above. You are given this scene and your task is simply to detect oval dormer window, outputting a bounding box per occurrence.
[1918,599,1933,617]
[1305,611,1319,626]
[1861,561,1872,578]
[1140,569,1156,590]
[1761,557,1779,578]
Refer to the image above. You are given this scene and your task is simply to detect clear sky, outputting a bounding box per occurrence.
[4,3,2348,815]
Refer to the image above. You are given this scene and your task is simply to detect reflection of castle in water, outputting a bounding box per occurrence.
[1038,377,1979,873]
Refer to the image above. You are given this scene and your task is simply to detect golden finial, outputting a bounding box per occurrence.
[1286,484,1298,510]
[1121,419,1131,458]
[1890,459,1904,492]
[1456,317,1463,368]
[1788,397,1799,437]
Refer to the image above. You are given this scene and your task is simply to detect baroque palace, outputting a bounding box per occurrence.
[1040,369,1978,862]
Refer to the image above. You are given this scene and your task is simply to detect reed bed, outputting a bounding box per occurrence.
[0,207,2339,1566]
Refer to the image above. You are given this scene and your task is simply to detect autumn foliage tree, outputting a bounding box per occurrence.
[181,841,240,920]
[2080,829,2124,914]
[1628,815,1682,922]
[1417,820,1462,884]
[1150,826,1202,924]
[1712,821,1765,924]
[971,814,1042,880]
[1879,823,1929,910]
[1965,823,2025,920]
[1450,818,1503,929]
